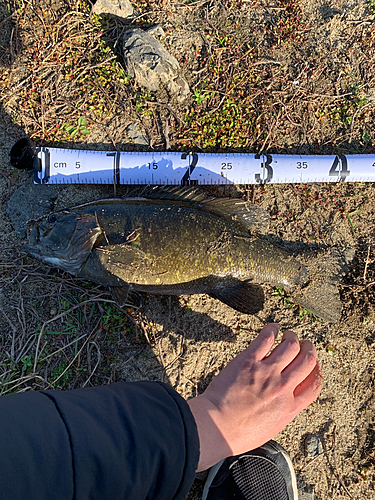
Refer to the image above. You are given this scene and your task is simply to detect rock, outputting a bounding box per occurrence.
[146,25,166,38]
[122,28,190,101]
[7,179,58,239]
[127,123,150,146]
[304,434,324,458]
[297,475,317,500]
[92,0,136,19]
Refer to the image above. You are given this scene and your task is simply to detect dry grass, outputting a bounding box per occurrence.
[0,255,150,394]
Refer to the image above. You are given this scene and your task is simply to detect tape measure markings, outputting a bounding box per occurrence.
[34,148,375,185]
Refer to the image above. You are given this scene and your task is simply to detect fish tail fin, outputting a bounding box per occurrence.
[294,247,354,323]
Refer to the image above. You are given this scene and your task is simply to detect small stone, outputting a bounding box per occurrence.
[304,434,323,458]
[122,28,190,101]
[92,0,136,19]
[7,179,58,239]
[297,475,317,500]
[146,25,166,38]
[127,123,150,146]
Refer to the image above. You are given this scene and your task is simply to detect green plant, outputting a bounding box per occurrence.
[299,308,319,322]
[52,361,72,388]
[272,286,293,308]
[347,207,360,238]
[21,355,34,372]
[64,116,90,138]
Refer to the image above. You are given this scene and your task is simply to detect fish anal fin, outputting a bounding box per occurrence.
[110,285,130,307]
[209,282,264,314]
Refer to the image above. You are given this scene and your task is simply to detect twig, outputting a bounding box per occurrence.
[300,449,329,471]
[162,333,184,379]
[121,346,147,367]
[259,108,281,151]
[363,245,371,281]
[82,341,101,388]
[0,305,17,360]
[52,332,93,386]
[158,297,172,381]
[139,320,151,344]
[39,333,88,363]
[164,118,171,150]
[349,101,374,143]
[1,374,54,395]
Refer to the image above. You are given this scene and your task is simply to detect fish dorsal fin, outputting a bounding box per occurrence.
[200,198,270,232]
[140,186,207,203]
[142,186,270,232]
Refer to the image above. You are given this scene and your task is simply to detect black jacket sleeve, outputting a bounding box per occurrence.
[0,381,200,500]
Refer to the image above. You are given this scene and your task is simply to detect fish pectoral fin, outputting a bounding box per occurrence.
[98,245,146,270]
[110,285,130,307]
[209,282,264,314]
[110,285,142,308]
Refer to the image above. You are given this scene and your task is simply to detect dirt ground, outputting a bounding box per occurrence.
[1,0,375,499]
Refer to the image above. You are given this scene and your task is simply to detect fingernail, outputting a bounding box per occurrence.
[262,323,279,339]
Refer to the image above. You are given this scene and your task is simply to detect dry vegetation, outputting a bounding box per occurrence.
[1,0,375,498]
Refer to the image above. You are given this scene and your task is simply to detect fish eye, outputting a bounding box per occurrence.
[48,214,57,223]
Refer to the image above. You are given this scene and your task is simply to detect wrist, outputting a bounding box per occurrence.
[188,395,231,472]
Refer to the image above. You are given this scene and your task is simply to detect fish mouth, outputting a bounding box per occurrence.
[25,212,104,274]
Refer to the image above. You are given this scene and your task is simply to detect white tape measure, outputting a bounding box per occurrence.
[32,147,375,185]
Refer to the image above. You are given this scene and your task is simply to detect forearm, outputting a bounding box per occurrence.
[0,382,199,500]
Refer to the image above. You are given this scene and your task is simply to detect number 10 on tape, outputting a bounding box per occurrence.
[34,148,375,185]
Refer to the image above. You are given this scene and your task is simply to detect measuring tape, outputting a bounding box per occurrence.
[10,140,375,185]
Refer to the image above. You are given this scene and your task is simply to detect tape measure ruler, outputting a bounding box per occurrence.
[10,140,375,185]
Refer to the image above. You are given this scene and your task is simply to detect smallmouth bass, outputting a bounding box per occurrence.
[25,188,351,322]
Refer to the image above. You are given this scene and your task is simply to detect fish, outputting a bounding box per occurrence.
[25,187,352,322]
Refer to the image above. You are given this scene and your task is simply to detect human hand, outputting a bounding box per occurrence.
[188,323,322,471]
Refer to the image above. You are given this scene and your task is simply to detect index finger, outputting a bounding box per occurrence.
[245,323,279,361]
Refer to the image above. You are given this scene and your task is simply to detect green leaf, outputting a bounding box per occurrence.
[362,130,371,143]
